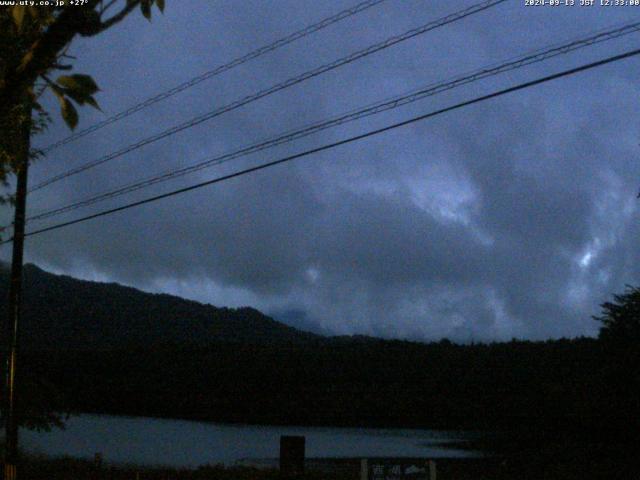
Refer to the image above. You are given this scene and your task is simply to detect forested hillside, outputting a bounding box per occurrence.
[0,264,319,350]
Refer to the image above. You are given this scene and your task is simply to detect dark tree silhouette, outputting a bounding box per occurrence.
[592,286,640,442]
[594,285,640,345]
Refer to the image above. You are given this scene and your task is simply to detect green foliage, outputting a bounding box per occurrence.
[141,0,152,19]
[60,95,79,130]
[11,6,26,31]
[3,1,164,131]
[49,73,101,130]
[55,74,99,96]
[0,0,169,426]
[137,0,166,20]
[0,0,167,189]
[10,5,56,33]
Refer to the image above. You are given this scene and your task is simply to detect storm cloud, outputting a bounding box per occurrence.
[3,0,640,342]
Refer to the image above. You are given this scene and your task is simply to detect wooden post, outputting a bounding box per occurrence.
[360,459,368,480]
[279,436,305,476]
[3,100,31,480]
[92,452,103,480]
[428,460,436,480]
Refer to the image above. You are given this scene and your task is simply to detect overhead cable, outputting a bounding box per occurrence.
[26,19,640,223]
[8,46,639,243]
[38,0,389,154]
[30,0,507,192]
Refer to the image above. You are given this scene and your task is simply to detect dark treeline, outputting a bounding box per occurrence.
[16,335,640,479]
[19,337,628,433]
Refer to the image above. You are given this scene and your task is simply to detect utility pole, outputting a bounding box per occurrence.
[3,102,31,480]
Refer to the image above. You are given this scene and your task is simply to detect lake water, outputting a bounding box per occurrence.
[21,414,480,468]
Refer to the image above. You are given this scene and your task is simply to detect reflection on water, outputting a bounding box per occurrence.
[22,414,479,467]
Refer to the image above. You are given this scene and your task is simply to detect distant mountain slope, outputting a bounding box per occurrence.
[0,263,320,350]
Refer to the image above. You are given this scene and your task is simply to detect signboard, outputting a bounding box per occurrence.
[361,459,436,480]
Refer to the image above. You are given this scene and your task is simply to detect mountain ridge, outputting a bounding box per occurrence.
[0,263,321,350]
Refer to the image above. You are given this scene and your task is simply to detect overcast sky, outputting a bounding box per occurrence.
[2,0,640,342]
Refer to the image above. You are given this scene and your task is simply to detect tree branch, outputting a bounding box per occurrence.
[0,0,141,109]
[51,63,73,70]
[100,0,120,15]
[96,0,141,33]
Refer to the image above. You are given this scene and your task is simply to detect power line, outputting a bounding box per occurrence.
[7,46,639,244]
[25,19,640,223]
[38,0,389,154]
[29,0,507,193]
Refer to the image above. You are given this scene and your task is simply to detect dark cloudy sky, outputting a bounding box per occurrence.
[2,0,640,341]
